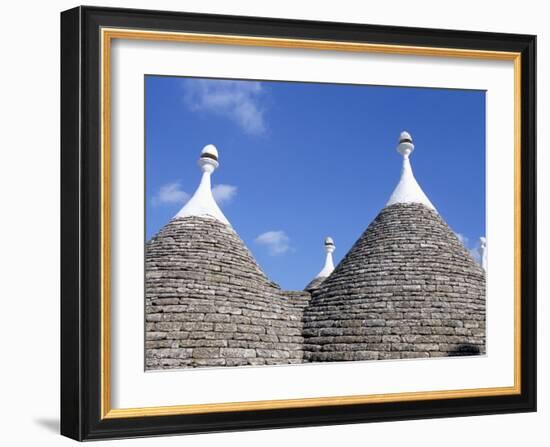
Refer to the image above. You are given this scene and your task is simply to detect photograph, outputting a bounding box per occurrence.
[144,76,487,370]
[57,4,537,441]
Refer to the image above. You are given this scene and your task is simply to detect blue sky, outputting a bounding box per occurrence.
[145,76,486,290]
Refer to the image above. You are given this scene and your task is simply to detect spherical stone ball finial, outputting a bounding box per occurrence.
[198,144,219,172]
[324,236,335,253]
[397,130,414,158]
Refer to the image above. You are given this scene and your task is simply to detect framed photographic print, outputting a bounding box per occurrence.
[60,6,536,441]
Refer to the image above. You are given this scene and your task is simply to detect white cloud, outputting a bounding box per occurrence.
[152,181,237,208]
[455,233,469,247]
[183,79,266,135]
[455,232,482,265]
[469,247,481,265]
[151,181,189,206]
[212,184,237,205]
[254,230,291,256]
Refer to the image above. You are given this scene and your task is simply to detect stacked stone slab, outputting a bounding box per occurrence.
[145,216,307,369]
[303,203,486,362]
[304,277,326,292]
[145,137,486,370]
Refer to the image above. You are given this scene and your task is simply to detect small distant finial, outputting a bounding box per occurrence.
[316,237,336,278]
[174,144,229,225]
[479,237,487,271]
[324,237,335,254]
[397,131,414,158]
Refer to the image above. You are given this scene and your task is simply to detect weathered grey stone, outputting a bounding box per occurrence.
[145,204,485,369]
[220,348,256,358]
[192,348,220,359]
[303,203,486,362]
[145,216,311,369]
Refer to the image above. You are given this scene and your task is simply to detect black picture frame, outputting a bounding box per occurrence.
[61,5,536,441]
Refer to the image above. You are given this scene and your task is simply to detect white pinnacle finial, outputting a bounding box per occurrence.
[316,237,336,278]
[386,131,436,211]
[478,237,487,270]
[397,131,414,158]
[174,144,230,225]
[198,144,219,172]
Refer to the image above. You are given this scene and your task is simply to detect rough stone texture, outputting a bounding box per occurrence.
[304,276,327,292]
[145,216,309,370]
[303,203,486,362]
[145,203,486,370]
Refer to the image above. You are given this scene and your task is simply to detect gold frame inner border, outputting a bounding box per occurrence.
[100,27,522,420]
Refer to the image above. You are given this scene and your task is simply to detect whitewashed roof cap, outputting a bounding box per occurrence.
[316,236,336,278]
[174,144,230,225]
[386,131,436,211]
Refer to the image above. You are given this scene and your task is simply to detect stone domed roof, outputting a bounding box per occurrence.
[145,133,486,368]
[302,132,486,361]
[145,146,308,369]
[303,203,485,361]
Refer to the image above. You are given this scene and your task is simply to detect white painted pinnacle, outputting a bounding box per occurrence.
[174,144,230,225]
[316,237,336,278]
[478,237,487,271]
[396,131,414,158]
[386,131,436,211]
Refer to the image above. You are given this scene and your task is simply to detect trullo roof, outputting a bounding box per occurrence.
[302,132,486,361]
[145,145,309,369]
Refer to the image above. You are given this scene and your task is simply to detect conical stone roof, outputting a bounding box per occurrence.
[303,203,486,361]
[146,216,307,369]
[303,132,485,362]
[145,145,308,369]
[146,134,485,368]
